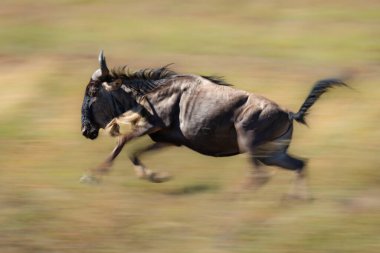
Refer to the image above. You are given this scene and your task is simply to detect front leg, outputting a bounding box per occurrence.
[80,125,159,184]
[129,142,172,183]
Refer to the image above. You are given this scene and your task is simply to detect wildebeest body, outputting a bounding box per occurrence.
[80,51,347,197]
[144,74,290,157]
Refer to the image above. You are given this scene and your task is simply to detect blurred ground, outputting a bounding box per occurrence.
[0,0,379,252]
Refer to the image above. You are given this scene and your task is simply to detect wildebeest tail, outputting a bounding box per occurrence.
[289,78,348,125]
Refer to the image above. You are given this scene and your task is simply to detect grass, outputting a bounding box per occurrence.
[0,0,379,252]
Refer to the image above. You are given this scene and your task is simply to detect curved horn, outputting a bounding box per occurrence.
[98,50,110,76]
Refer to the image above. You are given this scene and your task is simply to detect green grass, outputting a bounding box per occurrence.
[0,0,379,252]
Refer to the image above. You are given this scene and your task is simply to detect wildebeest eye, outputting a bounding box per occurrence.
[88,85,99,97]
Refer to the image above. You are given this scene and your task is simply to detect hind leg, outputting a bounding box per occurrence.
[259,153,312,200]
[243,157,274,190]
[236,132,276,190]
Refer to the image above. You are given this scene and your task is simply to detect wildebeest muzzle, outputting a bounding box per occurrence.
[81,121,99,140]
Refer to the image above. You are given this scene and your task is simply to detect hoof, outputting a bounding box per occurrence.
[79,174,101,185]
[147,172,172,183]
[243,171,274,190]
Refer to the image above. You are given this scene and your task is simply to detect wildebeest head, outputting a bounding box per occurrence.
[81,51,130,140]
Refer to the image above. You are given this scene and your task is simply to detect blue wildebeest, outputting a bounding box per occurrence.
[80,51,347,199]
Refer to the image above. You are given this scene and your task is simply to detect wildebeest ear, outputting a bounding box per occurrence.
[102,79,122,91]
[99,50,110,77]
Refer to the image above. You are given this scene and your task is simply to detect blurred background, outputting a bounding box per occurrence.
[0,0,379,252]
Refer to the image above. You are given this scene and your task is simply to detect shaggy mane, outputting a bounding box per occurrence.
[201,75,232,86]
[111,65,177,82]
[110,65,232,97]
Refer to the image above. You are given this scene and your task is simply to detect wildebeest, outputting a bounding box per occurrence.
[80,51,347,199]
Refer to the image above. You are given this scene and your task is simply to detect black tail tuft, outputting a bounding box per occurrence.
[290,78,348,125]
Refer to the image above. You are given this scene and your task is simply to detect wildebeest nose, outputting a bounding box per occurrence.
[82,125,99,139]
